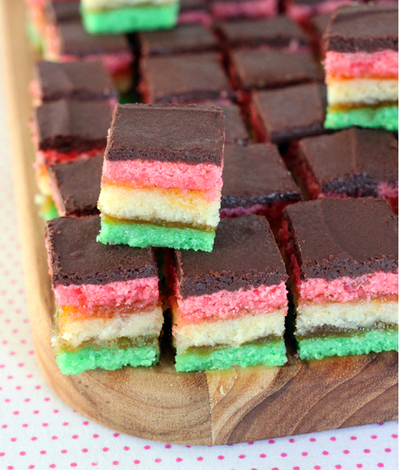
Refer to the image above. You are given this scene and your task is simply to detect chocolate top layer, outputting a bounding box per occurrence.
[253,83,327,144]
[142,52,233,104]
[298,128,398,195]
[205,102,250,144]
[180,0,208,11]
[48,155,103,217]
[58,22,130,56]
[232,49,322,91]
[222,143,301,208]
[105,104,224,165]
[45,1,80,25]
[46,216,157,287]
[310,13,332,42]
[218,16,309,48]
[284,198,398,281]
[140,24,218,56]
[174,215,288,298]
[35,100,112,152]
[36,61,117,102]
[324,4,398,53]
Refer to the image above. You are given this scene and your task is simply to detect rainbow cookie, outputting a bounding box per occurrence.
[80,0,180,35]
[290,128,398,213]
[46,216,163,375]
[97,104,224,252]
[170,215,289,372]
[281,198,398,361]
[323,4,398,132]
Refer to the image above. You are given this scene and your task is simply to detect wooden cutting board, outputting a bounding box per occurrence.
[0,0,397,446]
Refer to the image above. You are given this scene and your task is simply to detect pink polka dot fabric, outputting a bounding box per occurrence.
[0,73,398,470]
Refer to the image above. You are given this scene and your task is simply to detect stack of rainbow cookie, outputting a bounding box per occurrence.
[324,3,398,131]
[97,104,224,252]
[46,216,163,375]
[80,0,180,34]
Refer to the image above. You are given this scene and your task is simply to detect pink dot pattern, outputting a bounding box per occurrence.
[0,87,398,470]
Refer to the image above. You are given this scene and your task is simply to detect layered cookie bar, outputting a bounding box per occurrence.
[139,24,218,57]
[97,104,224,252]
[31,61,118,106]
[290,128,398,212]
[209,0,278,20]
[170,215,289,372]
[229,49,322,92]
[324,4,398,131]
[178,0,212,26]
[140,52,234,104]
[44,20,134,92]
[80,0,180,34]
[217,15,310,51]
[205,102,250,144]
[48,155,103,217]
[250,83,327,144]
[46,216,163,375]
[221,144,301,221]
[281,198,398,361]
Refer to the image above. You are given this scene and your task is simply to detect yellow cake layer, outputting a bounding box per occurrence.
[173,310,286,350]
[327,78,398,107]
[54,306,164,350]
[296,299,398,336]
[99,183,220,230]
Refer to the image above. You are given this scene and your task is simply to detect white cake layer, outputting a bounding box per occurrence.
[327,78,398,107]
[82,0,174,10]
[99,184,220,230]
[173,310,286,349]
[296,300,398,336]
[54,307,164,349]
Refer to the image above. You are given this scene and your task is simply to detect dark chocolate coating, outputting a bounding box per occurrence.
[58,22,130,56]
[218,16,309,49]
[140,24,218,56]
[105,104,224,166]
[48,155,103,217]
[222,143,301,208]
[232,49,322,91]
[205,102,250,144]
[45,1,80,24]
[253,83,327,144]
[310,13,332,42]
[141,52,234,104]
[180,0,208,11]
[46,216,157,286]
[298,128,398,196]
[324,4,398,53]
[174,215,288,298]
[36,61,118,102]
[284,198,398,281]
[35,100,112,153]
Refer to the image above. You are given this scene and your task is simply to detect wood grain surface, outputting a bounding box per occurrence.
[0,0,398,446]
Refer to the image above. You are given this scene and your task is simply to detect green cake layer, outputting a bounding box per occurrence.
[324,105,398,131]
[175,340,287,372]
[81,4,179,34]
[26,21,43,54]
[56,345,160,375]
[42,199,59,221]
[98,218,215,251]
[297,330,398,361]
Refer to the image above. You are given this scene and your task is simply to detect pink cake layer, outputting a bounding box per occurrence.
[220,200,296,223]
[37,147,105,166]
[54,277,159,310]
[285,0,351,23]
[174,281,288,323]
[325,50,399,81]
[178,11,213,26]
[210,0,277,19]
[102,159,223,194]
[280,220,399,303]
